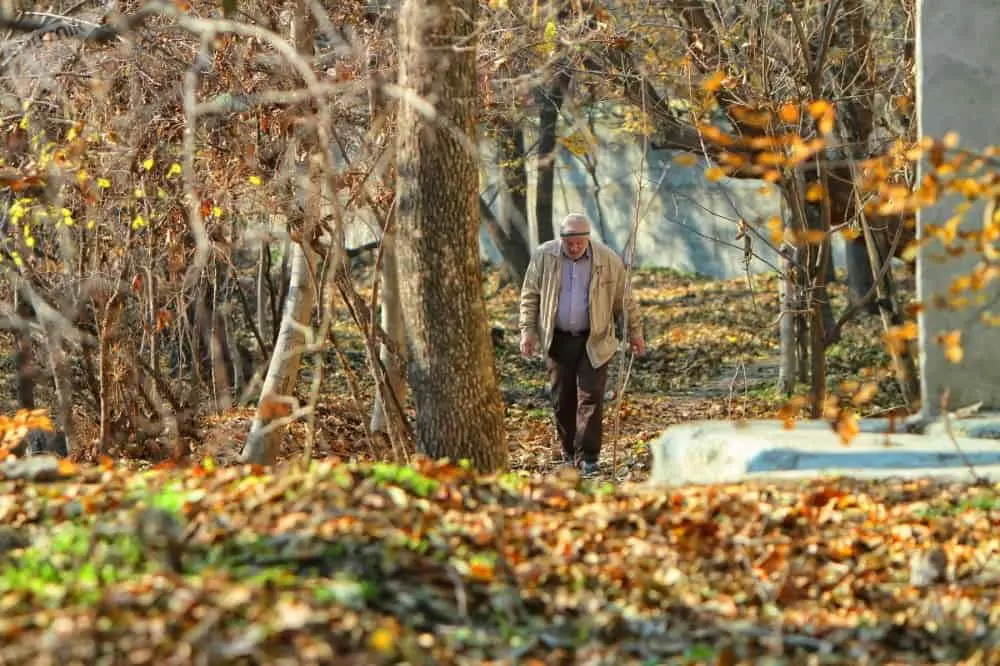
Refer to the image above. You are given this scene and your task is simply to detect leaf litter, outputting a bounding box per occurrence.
[2,456,1000,664]
[0,269,937,662]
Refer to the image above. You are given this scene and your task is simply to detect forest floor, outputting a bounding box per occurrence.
[190,266,915,482]
[8,267,990,666]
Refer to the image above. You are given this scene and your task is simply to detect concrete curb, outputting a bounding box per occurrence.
[649,420,1000,486]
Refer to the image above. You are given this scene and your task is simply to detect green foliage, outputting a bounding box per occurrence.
[370,462,440,497]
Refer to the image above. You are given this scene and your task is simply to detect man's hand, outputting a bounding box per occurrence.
[630,337,647,357]
[520,333,537,358]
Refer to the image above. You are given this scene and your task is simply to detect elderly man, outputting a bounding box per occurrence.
[519,213,645,476]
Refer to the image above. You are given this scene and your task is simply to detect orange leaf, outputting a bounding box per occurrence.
[805,182,825,202]
[807,100,832,119]
[704,167,726,182]
[833,409,860,445]
[702,71,726,92]
[259,394,293,420]
[937,330,963,364]
[818,108,836,135]
[778,103,800,123]
[155,309,172,332]
[852,382,879,406]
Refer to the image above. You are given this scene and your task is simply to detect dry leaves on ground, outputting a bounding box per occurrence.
[1,457,998,664]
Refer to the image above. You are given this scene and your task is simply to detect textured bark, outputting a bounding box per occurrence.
[396,0,507,472]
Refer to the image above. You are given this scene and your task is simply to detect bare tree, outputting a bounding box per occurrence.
[241,0,321,465]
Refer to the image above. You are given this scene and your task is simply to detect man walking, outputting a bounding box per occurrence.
[519,213,645,476]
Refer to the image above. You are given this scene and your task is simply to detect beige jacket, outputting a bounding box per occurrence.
[518,239,642,368]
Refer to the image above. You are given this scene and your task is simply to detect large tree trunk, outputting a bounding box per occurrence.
[396,0,507,472]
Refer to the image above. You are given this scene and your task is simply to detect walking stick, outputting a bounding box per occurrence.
[610,348,636,482]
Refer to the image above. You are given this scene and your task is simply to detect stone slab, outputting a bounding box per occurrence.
[916,0,1000,415]
[923,414,1000,440]
[649,420,1000,486]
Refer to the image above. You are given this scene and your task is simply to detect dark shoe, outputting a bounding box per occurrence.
[553,448,576,465]
[580,461,600,478]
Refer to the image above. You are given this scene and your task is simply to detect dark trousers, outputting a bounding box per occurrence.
[547,330,609,464]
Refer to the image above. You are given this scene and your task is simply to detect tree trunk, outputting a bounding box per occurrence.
[242,237,317,464]
[861,209,920,410]
[494,119,532,283]
[844,238,877,313]
[370,225,408,438]
[396,0,507,472]
[241,0,319,466]
[256,241,272,349]
[13,299,36,411]
[366,36,410,448]
[534,76,566,245]
[777,202,797,395]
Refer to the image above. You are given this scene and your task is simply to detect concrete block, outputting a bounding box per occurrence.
[650,420,1000,486]
[916,0,1000,414]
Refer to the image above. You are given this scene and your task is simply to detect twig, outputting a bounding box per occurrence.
[609,83,647,481]
[610,352,635,481]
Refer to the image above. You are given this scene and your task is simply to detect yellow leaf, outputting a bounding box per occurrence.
[852,382,879,406]
[704,167,726,182]
[369,627,396,653]
[937,330,963,364]
[559,131,591,158]
[833,409,860,445]
[805,182,825,202]
[540,20,558,54]
[543,20,557,42]
[818,108,835,135]
[900,240,920,263]
[673,153,698,167]
[766,216,783,243]
[802,229,827,245]
[981,311,1000,327]
[248,175,262,186]
[142,158,154,171]
[943,131,960,149]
